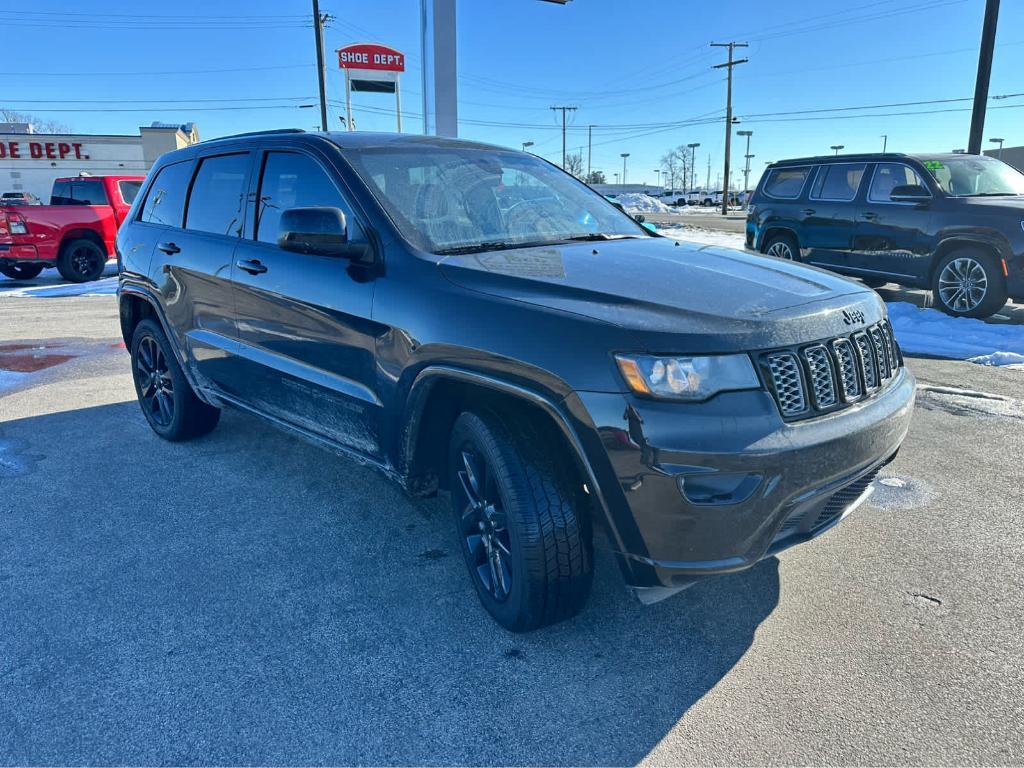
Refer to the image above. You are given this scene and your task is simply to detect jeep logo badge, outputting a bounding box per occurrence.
[842,309,866,326]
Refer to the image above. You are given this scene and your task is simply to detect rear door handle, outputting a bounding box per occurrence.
[157,242,180,255]
[236,258,268,275]
[861,212,879,221]
[801,208,816,216]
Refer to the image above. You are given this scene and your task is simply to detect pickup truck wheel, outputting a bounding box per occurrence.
[0,263,44,280]
[932,249,1008,319]
[57,239,106,283]
[130,319,220,441]
[448,410,592,632]
[763,233,800,261]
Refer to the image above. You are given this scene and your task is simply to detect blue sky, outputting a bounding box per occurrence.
[5,0,1023,188]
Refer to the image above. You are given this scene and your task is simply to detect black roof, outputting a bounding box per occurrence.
[769,151,977,167]
[199,129,506,153]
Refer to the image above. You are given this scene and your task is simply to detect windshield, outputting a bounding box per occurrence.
[346,145,647,253]
[921,155,1024,197]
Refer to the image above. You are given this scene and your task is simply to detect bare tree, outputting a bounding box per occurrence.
[1,108,72,134]
[564,151,584,179]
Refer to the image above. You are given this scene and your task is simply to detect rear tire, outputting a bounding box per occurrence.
[762,232,800,261]
[130,319,220,441]
[0,263,44,280]
[931,248,1007,318]
[448,410,592,632]
[57,239,106,283]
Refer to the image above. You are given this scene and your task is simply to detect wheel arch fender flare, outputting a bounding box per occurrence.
[930,233,1011,284]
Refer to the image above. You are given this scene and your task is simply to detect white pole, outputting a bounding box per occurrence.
[420,0,458,136]
[395,76,402,133]
[344,69,353,131]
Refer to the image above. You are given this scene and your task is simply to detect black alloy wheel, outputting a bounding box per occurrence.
[135,333,175,429]
[455,445,514,602]
[57,239,106,283]
[0,263,44,280]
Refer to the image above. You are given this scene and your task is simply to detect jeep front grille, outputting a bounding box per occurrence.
[763,321,901,420]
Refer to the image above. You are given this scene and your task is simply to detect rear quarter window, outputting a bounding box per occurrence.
[762,167,812,199]
[140,160,194,228]
[119,180,142,205]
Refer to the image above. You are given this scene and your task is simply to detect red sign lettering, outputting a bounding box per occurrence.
[0,140,88,161]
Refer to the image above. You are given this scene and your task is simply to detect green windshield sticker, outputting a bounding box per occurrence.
[924,160,945,171]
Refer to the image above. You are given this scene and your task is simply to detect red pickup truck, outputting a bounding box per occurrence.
[0,174,143,282]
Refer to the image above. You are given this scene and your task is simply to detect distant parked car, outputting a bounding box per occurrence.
[747,152,1024,318]
[0,192,41,206]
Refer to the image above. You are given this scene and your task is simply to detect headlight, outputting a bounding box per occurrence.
[615,353,760,401]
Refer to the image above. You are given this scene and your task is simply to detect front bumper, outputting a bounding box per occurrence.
[566,368,916,589]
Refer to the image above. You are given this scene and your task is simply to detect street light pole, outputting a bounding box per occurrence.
[621,153,630,185]
[990,137,1005,160]
[737,129,753,201]
[654,169,661,188]
[831,144,845,156]
[881,134,888,152]
[522,141,534,153]
[687,142,700,196]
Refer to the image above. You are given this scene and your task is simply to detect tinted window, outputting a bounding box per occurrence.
[50,178,107,205]
[256,152,360,244]
[50,181,72,205]
[810,163,866,201]
[868,163,928,203]
[185,154,249,236]
[762,167,811,199]
[141,160,193,227]
[119,180,142,205]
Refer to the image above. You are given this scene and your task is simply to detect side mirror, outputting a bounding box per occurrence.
[889,184,930,203]
[277,207,359,258]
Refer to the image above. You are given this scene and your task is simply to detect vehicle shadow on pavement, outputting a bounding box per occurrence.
[0,402,780,766]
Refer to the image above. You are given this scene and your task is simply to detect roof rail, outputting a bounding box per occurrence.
[202,128,306,142]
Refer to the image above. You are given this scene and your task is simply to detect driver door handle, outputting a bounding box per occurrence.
[861,212,879,221]
[236,258,268,275]
[801,208,816,216]
[157,242,180,255]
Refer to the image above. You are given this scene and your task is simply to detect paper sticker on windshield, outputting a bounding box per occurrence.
[924,160,945,171]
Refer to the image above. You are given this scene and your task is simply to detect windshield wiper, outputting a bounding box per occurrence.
[964,192,1020,197]
[435,240,558,255]
[563,233,642,242]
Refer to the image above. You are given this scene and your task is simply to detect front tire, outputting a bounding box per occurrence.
[130,319,220,441]
[0,263,44,280]
[932,249,1007,318]
[762,232,800,261]
[448,410,592,632]
[57,238,106,283]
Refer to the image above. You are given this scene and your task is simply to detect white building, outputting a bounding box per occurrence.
[0,122,200,202]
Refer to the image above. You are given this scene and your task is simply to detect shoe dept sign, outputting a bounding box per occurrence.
[336,43,405,132]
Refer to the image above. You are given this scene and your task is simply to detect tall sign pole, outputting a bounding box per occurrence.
[312,0,329,131]
[968,0,1000,154]
[712,41,748,215]
[420,0,458,136]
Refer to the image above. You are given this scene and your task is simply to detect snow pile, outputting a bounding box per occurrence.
[614,193,674,214]
[658,225,746,249]
[887,302,1024,367]
[0,275,117,298]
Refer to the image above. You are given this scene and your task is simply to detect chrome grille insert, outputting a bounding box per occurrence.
[870,326,891,380]
[854,332,879,390]
[767,352,806,416]
[804,345,837,408]
[831,338,862,401]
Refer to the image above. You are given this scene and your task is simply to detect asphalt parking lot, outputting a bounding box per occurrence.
[2,277,1023,764]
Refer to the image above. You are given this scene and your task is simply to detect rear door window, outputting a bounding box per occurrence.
[184,153,249,237]
[140,160,193,227]
[50,181,73,205]
[762,167,811,199]
[810,163,866,201]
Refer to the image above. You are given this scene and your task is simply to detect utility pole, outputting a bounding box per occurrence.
[587,125,594,178]
[550,105,577,169]
[968,0,1000,154]
[311,0,330,132]
[712,41,748,215]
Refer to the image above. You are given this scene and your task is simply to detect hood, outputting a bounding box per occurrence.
[439,237,884,352]
[957,195,1024,213]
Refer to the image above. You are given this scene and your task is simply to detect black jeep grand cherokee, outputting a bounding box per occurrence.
[748,152,1024,318]
[117,130,915,631]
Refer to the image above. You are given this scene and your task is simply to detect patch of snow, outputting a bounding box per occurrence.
[0,275,117,298]
[614,193,674,214]
[886,302,1024,367]
[659,225,747,250]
